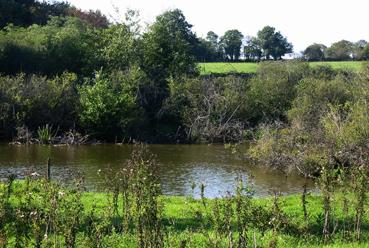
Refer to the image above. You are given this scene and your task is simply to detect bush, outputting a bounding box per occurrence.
[288,75,353,131]
[0,17,100,76]
[163,76,249,142]
[0,72,79,139]
[242,61,310,125]
[79,68,144,141]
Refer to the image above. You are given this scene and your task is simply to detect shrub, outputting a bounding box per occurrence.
[288,75,353,131]
[243,61,310,125]
[79,68,144,141]
[0,72,79,139]
[163,76,249,142]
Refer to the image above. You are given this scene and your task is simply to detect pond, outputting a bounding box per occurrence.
[0,143,315,198]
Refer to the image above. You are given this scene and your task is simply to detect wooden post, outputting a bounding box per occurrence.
[47,157,51,181]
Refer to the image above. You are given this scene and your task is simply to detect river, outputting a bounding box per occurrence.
[0,143,315,198]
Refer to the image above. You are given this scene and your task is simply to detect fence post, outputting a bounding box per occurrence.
[47,157,51,181]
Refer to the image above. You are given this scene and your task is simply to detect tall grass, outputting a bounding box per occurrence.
[0,145,368,247]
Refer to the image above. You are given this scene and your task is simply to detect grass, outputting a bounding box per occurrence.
[2,179,369,247]
[80,192,369,247]
[199,61,365,75]
[84,193,368,247]
[198,62,259,74]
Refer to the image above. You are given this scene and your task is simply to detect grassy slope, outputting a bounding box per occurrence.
[79,192,369,247]
[198,61,364,75]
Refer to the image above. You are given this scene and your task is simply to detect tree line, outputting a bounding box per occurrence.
[303,40,369,61]
[197,27,293,62]
[0,5,202,142]
[1,1,368,143]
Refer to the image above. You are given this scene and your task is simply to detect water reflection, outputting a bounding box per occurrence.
[0,144,315,198]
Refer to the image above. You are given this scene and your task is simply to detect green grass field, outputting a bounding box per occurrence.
[80,193,369,247]
[199,61,365,75]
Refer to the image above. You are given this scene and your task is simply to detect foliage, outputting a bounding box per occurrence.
[256,26,293,60]
[303,43,327,61]
[98,24,138,71]
[288,74,353,131]
[0,0,110,29]
[242,61,310,124]
[0,72,79,139]
[326,40,354,61]
[0,0,70,28]
[362,43,369,60]
[244,36,262,61]
[140,9,199,81]
[67,7,110,28]
[220,29,244,61]
[79,69,144,141]
[0,17,100,76]
[163,76,249,142]
[250,67,369,205]
[37,124,56,145]
[0,172,368,247]
[194,38,220,62]
[352,40,368,60]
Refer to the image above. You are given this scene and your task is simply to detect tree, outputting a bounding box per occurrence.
[352,40,368,60]
[256,26,293,60]
[220,30,243,61]
[206,31,219,47]
[326,40,353,61]
[98,24,137,71]
[67,8,110,29]
[206,31,224,61]
[0,0,70,28]
[303,43,327,61]
[244,36,262,61]
[194,38,216,62]
[79,69,143,140]
[0,16,100,76]
[141,9,198,81]
[362,43,369,60]
[139,9,199,129]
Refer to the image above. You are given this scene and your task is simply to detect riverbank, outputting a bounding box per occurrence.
[1,179,368,247]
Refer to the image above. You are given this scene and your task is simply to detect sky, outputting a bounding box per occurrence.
[66,0,369,53]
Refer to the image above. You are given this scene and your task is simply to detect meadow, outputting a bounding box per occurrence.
[198,61,364,75]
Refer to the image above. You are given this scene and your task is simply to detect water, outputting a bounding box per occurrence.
[0,143,315,198]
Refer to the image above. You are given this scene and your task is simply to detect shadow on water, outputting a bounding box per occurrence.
[0,143,315,198]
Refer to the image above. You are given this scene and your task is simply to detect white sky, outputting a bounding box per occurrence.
[66,0,369,53]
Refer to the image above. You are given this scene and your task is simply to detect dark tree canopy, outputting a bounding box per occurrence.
[362,43,369,60]
[194,38,217,62]
[326,40,353,61]
[0,0,110,29]
[257,26,293,60]
[0,16,100,76]
[141,9,198,80]
[220,29,243,61]
[0,0,70,28]
[352,40,368,60]
[244,36,262,61]
[303,43,327,61]
[139,9,199,127]
[67,8,110,29]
